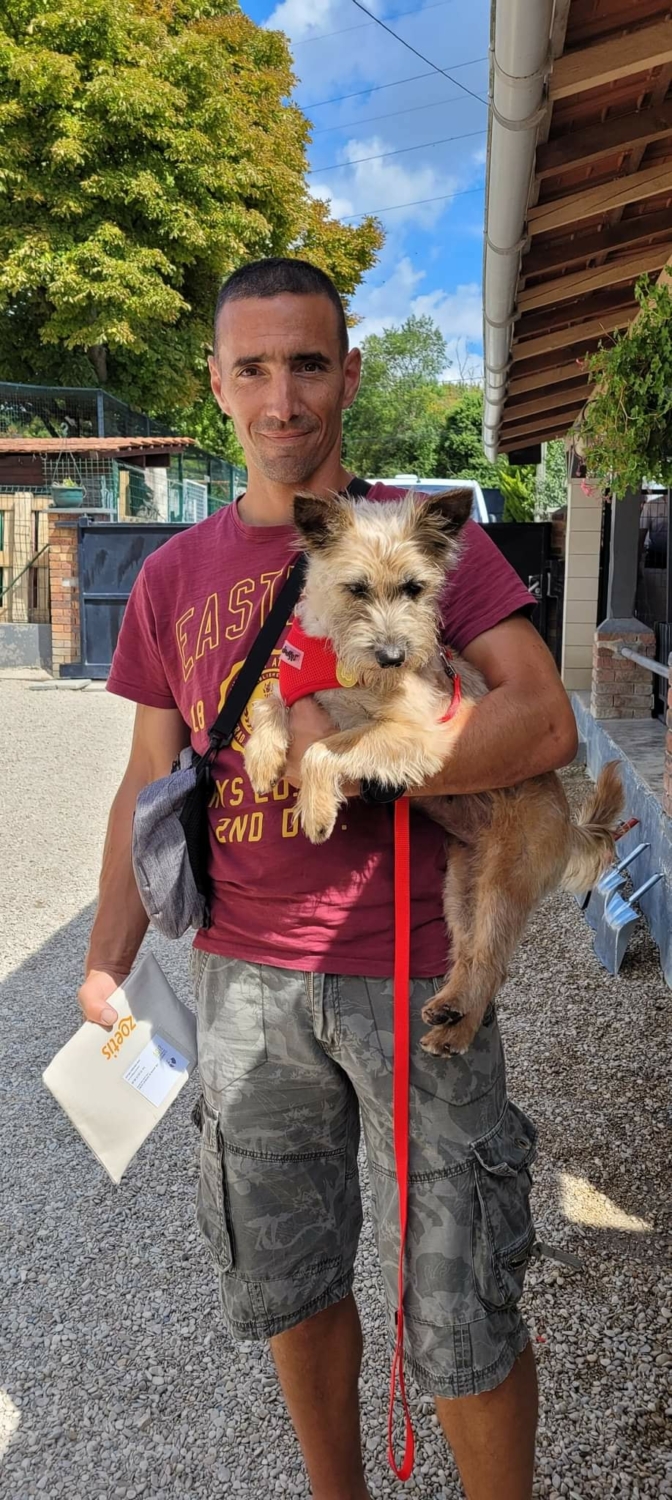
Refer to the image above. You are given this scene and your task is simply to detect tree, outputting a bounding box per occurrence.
[342,315,449,477]
[0,0,381,415]
[434,387,503,487]
[536,440,567,513]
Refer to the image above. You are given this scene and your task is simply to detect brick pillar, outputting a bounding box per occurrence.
[591,617,655,720]
[48,513,81,674]
[664,654,672,819]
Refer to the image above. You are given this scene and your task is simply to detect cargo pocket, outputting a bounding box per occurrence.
[470,1100,537,1312]
[195,1095,233,1270]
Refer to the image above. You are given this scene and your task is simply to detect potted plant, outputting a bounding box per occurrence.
[50,476,85,507]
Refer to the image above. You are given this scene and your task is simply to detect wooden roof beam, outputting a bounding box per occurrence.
[522,209,672,278]
[504,384,591,422]
[499,423,572,452]
[549,19,672,101]
[528,163,672,236]
[517,243,672,312]
[501,404,585,439]
[536,101,672,180]
[512,306,635,362]
[507,360,590,397]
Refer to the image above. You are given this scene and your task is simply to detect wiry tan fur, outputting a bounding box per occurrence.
[244,490,624,1056]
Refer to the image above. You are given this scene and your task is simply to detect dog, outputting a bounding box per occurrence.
[244,489,623,1056]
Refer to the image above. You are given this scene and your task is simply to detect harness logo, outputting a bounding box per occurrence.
[217,649,282,754]
[102,1015,136,1060]
[280,641,304,670]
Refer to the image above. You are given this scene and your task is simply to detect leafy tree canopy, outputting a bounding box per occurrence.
[343,315,451,478]
[434,387,503,487]
[0,0,381,415]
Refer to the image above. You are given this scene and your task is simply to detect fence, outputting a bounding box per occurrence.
[0,492,50,623]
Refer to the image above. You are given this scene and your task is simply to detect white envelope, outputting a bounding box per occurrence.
[43,951,198,1185]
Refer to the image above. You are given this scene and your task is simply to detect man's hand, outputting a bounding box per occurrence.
[78,968,127,1029]
[285,698,336,787]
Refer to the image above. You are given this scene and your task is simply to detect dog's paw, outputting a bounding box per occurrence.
[421,1014,479,1057]
[296,784,338,844]
[243,735,287,797]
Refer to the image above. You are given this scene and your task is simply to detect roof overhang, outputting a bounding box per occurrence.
[482,0,672,459]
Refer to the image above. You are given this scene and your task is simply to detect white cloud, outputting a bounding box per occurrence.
[266,0,338,43]
[351,259,484,381]
[309,134,459,229]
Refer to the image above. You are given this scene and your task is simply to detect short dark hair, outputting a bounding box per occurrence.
[213,257,349,358]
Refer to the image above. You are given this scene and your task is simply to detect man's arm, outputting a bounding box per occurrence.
[411,614,577,795]
[78,704,190,1028]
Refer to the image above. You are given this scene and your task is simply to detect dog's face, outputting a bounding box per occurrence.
[293,489,472,678]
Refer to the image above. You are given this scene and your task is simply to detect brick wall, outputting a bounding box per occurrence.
[665,654,672,819]
[591,619,655,720]
[48,513,81,673]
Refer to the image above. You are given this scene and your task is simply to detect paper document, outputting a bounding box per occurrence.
[43,952,198,1184]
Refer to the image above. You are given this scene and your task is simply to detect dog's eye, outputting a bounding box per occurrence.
[345,580,370,599]
[401,580,423,598]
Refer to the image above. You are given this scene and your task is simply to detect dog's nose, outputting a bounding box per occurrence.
[375,645,406,667]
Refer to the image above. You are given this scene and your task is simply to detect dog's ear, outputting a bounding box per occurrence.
[293,493,349,551]
[413,488,472,558]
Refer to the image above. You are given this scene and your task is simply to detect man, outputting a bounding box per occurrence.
[79,258,577,1500]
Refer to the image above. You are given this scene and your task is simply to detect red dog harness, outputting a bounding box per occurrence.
[279,615,462,1481]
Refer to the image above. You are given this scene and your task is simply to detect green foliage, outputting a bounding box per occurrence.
[342,315,450,477]
[0,0,381,415]
[434,388,504,487]
[535,439,567,514]
[579,276,672,497]
[167,392,245,464]
[499,465,536,521]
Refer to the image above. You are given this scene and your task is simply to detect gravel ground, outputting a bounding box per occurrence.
[1,676,671,1500]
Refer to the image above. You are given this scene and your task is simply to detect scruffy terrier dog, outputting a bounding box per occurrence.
[244,490,623,1056]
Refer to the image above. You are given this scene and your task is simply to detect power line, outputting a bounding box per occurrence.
[350,0,487,106]
[311,92,482,137]
[302,58,487,116]
[293,0,456,46]
[308,126,485,175]
[337,183,484,220]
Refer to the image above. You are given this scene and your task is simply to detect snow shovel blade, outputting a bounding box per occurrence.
[593,873,663,975]
[583,842,649,932]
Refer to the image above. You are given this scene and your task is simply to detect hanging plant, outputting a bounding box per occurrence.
[577,275,672,498]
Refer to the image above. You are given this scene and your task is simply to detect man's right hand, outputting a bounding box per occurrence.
[77,969,126,1029]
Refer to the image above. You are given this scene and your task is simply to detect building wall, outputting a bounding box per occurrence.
[561,478,602,691]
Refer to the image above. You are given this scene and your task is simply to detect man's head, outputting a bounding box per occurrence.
[209,258,361,486]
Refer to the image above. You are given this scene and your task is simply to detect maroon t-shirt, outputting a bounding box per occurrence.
[107,485,534,975]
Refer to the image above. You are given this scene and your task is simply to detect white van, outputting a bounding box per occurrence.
[369,474,490,525]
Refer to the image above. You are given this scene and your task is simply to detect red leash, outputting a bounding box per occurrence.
[388,658,463,1480]
[388,795,415,1481]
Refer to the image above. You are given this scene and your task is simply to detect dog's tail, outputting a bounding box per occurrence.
[560,760,625,894]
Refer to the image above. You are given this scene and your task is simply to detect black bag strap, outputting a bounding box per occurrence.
[203,476,371,757]
[205,554,307,753]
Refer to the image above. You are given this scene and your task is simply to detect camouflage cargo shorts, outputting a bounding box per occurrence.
[192,953,538,1399]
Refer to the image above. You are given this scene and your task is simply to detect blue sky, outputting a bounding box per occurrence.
[242,0,490,379]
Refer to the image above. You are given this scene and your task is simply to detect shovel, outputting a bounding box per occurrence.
[593,872,663,976]
[584,841,650,932]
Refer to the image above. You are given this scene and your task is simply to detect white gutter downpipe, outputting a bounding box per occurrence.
[482,0,554,460]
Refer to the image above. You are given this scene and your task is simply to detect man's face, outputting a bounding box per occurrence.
[209,293,361,485]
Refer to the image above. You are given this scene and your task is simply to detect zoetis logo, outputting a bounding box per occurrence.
[101,1015,136,1060]
[217,649,281,754]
